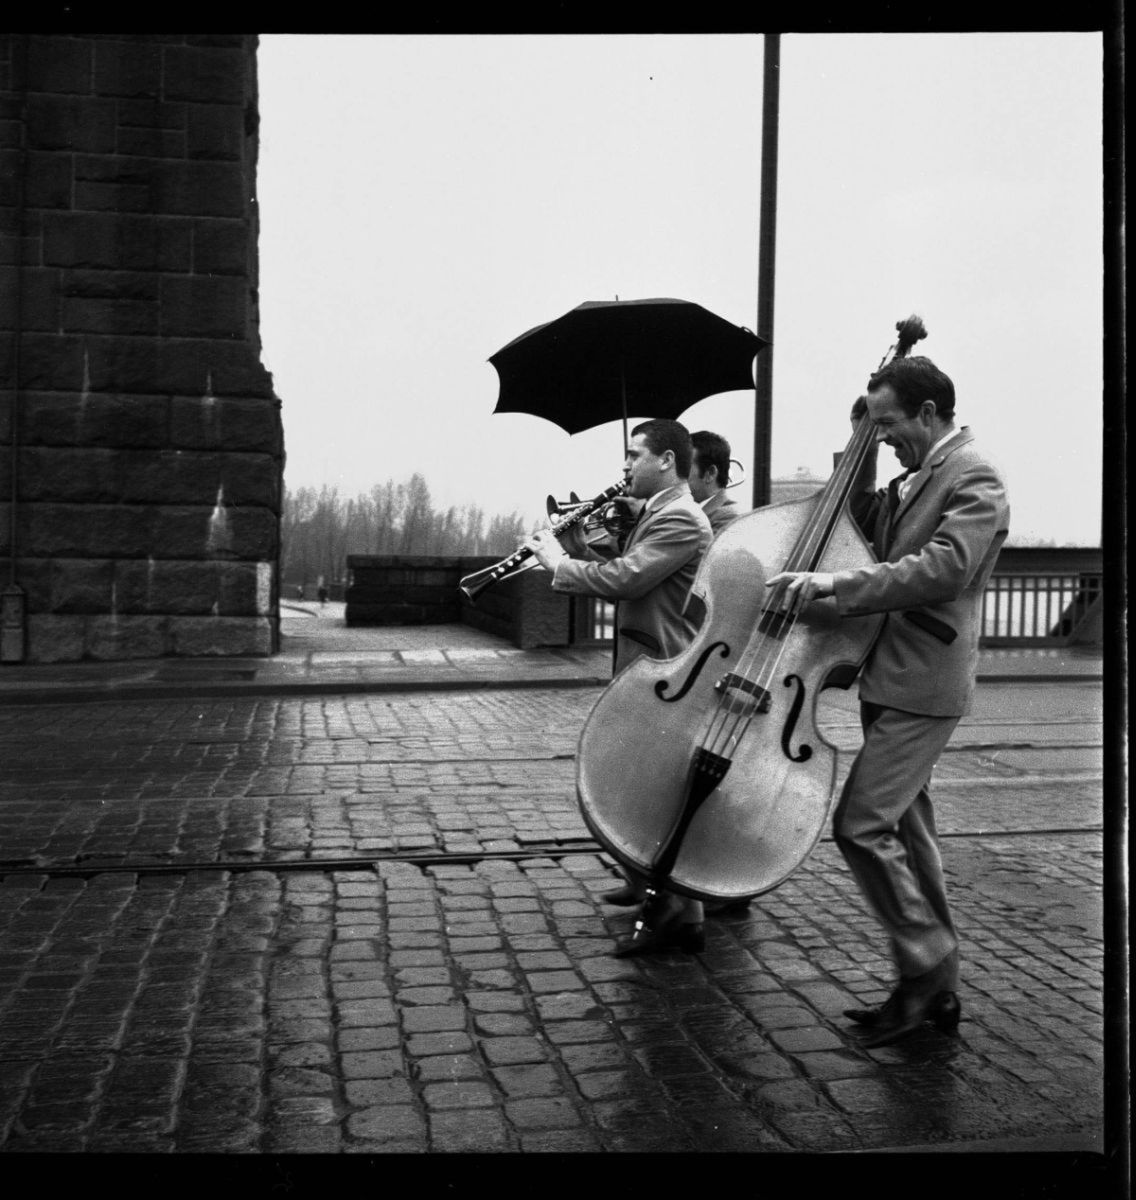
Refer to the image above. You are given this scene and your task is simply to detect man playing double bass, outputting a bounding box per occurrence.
[526,418,713,955]
[766,354,1010,1047]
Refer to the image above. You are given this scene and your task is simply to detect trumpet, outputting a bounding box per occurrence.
[546,490,641,544]
[458,478,630,603]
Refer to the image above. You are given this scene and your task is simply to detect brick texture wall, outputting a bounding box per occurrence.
[0,34,284,662]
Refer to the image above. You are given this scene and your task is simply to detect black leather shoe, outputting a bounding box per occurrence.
[859,989,961,1048]
[615,920,705,958]
[844,1003,890,1026]
[845,990,960,1033]
[601,885,643,907]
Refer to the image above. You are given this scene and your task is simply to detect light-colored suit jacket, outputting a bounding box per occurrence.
[701,490,741,535]
[833,427,1010,716]
[551,483,712,673]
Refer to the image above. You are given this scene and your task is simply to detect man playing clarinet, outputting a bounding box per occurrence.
[526,418,712,955]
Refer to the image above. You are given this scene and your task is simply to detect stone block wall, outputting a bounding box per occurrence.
[346,555,574,651]
[460,566,574,650]
[345,556,496,627]
[0,34,284,662]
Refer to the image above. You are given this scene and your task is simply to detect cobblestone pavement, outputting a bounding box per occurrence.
[0,679,1113,1165]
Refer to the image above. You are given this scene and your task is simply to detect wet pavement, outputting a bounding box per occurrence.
[0,606,1120,1185]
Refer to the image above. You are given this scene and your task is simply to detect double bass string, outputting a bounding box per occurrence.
[746,415,878,687]
[776,414,877,582]
[701,322,923,757]
[695,415,879,762]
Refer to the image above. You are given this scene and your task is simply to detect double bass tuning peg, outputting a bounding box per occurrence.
[875,314,928,370]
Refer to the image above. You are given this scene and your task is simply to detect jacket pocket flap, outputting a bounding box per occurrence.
[620,627,662,653]
[902,610,957,644]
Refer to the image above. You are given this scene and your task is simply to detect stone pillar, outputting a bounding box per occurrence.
[0,34,284,661]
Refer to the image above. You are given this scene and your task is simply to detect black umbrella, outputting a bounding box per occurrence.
[489,297,766,442]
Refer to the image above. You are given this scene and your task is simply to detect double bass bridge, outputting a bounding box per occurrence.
[714,671,772,717]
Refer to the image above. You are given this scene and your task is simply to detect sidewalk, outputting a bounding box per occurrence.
[0,602,1105,705]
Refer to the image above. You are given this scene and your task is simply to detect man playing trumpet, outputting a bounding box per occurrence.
[525,418,712,956]
[688,429,742,535]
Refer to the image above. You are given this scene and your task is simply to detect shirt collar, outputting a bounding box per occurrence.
[644,482,688,514]
[897,427,961,501]
[700,489,725,511]
[921,427,959,470]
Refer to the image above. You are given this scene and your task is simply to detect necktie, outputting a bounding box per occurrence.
[890,470,913,512]
[883,471,912,555]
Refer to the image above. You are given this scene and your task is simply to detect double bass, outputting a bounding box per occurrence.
[575,316,927,907]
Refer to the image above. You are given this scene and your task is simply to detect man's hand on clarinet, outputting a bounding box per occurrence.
[523,527,566,571]
[765,570,835,613]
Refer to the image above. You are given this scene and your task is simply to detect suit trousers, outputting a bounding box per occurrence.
[833,701,960,984]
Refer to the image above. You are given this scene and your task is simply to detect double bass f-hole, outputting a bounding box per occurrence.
[660,648,813,761]
[654,641,730,702]
[780,673,813,763]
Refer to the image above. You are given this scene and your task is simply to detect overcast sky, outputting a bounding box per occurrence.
[256,33,1103,546]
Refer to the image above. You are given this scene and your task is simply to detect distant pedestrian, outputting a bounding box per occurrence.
[318,585,329,606]
[297,584,304,602]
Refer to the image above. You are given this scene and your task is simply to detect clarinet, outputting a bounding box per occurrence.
[458,479,630,603]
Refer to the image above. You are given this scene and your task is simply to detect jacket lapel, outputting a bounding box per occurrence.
[891,428,972,528]
[620,505,646,552]
[625,484,683,551]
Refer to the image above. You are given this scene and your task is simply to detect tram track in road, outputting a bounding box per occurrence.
[0,744,1095,769]
[0,840,610,878]
[0,823,1103,880]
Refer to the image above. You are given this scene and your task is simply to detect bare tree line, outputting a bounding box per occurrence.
[281,474,534,587]
[281,474,1090,593]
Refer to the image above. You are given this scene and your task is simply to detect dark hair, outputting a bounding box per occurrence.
[630,419,694,478]
[691,430,731,487]
[867,356,956,419]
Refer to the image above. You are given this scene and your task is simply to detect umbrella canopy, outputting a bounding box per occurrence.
[489,298,766,437]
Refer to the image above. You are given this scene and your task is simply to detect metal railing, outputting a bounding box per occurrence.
[980,548,1102,646]
[573,547,1102,649]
